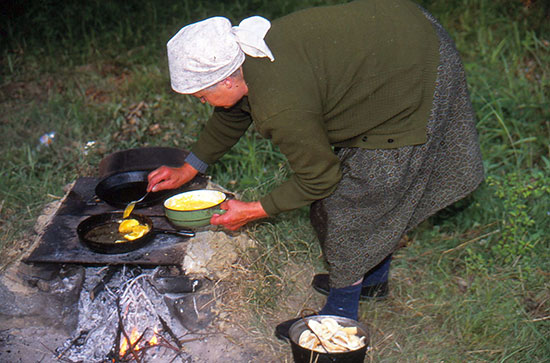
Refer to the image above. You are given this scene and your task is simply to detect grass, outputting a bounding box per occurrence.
[1,0,549,361]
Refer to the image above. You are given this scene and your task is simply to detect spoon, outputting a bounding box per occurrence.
[122,191,150,219]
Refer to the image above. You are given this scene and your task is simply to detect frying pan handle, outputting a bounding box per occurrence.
[85,194,102,205]
[156,229,195,238]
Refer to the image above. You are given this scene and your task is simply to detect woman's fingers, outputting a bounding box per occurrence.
[147,166,178,192]
[210,200,268,230]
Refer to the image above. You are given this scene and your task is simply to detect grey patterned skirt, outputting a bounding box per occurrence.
[309,10,485,288]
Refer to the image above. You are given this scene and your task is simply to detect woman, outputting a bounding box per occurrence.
[147,0,484,340]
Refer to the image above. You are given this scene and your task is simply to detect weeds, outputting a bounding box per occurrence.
[489,172,549,263]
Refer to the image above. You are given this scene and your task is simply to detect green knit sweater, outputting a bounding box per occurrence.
[191,0,440,216]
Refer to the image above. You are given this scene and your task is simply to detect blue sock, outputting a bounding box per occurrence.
[319,283,362,320]
[363,254,391,286]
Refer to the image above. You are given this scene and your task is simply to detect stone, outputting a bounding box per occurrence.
[149,266,203,294]
[164,280,217,332]
[182,230,255,280]
[0,262,85,333]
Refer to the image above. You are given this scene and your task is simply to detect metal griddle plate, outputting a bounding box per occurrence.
[24,176,208,266]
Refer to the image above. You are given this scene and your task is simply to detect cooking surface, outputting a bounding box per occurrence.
[25,175,208,266]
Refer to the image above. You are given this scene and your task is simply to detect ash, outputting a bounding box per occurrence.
[58,266,194,363]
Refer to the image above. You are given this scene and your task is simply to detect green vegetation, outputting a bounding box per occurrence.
[1,0,549,360]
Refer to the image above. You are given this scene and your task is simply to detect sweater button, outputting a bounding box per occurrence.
[362,136,368,142]
[387,138,394,143]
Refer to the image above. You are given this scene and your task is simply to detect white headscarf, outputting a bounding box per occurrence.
[167,16,275,94]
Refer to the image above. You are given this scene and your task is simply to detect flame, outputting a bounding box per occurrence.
[150,328,159,345]
[119,327,159,357]
[120,327,140,356]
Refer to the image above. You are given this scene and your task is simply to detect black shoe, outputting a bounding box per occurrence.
[275,314,315,342]
[312,274,389,300]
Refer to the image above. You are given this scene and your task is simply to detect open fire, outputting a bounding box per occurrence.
[57,266,201,362]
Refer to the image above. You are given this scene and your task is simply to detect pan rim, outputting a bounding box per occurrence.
[163,189,227,212]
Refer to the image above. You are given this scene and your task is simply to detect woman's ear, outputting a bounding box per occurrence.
[221,77,233,89]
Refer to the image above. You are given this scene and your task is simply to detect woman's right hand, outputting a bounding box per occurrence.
[147,163,199,192]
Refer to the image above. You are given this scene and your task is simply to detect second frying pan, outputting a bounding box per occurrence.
[77,212,194,254]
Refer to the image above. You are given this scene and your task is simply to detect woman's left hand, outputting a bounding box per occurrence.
[210,199,268,231]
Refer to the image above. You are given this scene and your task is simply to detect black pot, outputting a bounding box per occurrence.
[288,315,369,363]
[77,212,194,254]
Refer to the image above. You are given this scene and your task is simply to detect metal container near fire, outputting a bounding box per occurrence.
[288,315,369,363]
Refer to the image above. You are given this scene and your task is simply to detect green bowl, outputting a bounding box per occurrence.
[164,190,227,228]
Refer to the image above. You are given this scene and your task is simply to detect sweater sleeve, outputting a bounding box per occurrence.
[191,100,253,165]
[258,109,342,216]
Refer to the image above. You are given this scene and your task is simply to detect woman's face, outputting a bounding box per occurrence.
[192,77,247,108]
[193,87,236,108]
